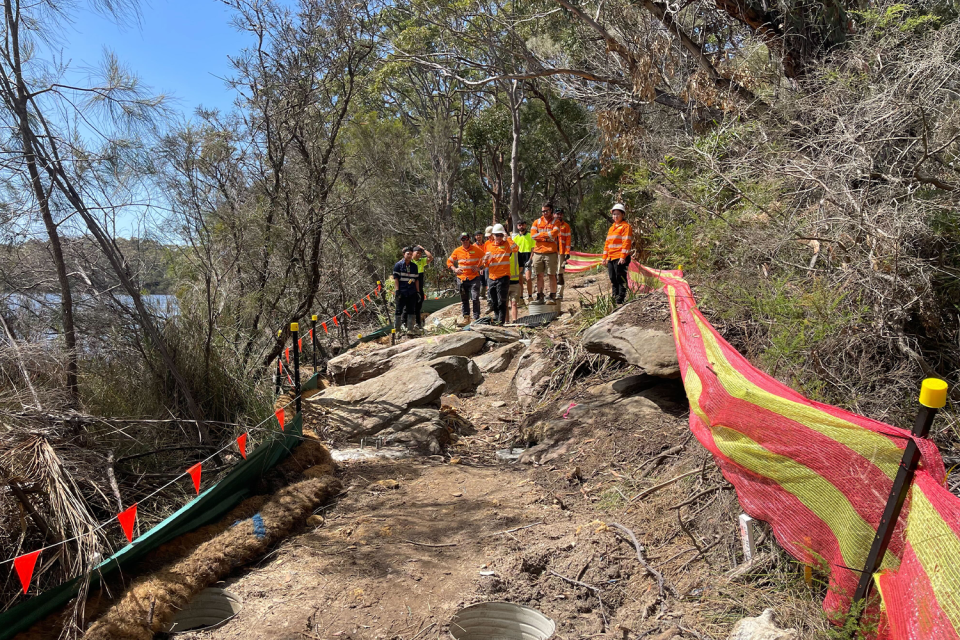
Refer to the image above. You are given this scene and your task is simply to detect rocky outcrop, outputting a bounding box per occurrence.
[726,610,798,640]
[327,331,487,384]
[474,341,526,373]
[426,356,483,393]
[309,365,450,453]
[581,302,679,377]
[468,324,521,343]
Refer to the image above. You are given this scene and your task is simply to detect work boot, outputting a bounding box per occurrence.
[536,292,545,303]
[548,293,556,302]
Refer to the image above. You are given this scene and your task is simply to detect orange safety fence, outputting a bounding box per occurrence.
[622,263,958,639]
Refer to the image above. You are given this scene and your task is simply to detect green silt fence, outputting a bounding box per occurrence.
[0,373,318,640]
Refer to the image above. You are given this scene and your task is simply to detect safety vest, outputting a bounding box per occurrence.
[513,232,535,253]
[556,221,572,255]
[602,221,633,260]
[484,239,518,279]
[509,250,520,283]
[393,260,419,293]
[530,216,560,254]
[447,244,485,280]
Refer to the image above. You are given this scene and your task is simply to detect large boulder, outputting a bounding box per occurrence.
[426,356,483,393]
[309,365,449,451]
[513,337,555,409]
[475,341,526,374]
[468,324,521,343]
[327,331,487,384]
[581,302,679,377]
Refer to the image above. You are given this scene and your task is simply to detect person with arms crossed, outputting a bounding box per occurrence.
[482,224,518,325]
[448,232,485,323]
[530,202,561,303]
[602,204,633,305]
[393,247,421,333]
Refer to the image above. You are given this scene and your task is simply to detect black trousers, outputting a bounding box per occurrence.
[415,290,425,327]
[489,275,510,324]
[459,277,481,319]
[608,255,631,303]
[395,292,417,330]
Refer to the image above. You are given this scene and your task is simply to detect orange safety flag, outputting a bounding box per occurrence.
[237,433,248,459]
[366,295,371,301]
[14,550,40,594]
[309,329,314,342]
[187,462,202,494]
[333,316,339,327]
[353,303,358,313]
[627,263,949,632]
[362,298,366,307]
[118,503,137,543]
[285,347,290,364]
[344,310,352,318]
[275,408,285,432]
[322,322,328,333]
[298,338,302,352]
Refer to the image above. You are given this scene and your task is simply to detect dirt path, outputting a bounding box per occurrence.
[182,276,828,640]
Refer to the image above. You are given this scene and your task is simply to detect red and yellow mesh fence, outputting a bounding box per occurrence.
[626,264,957,638]
[563,251,604,273]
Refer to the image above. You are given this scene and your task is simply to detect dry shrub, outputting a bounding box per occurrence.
[81,474,342,640]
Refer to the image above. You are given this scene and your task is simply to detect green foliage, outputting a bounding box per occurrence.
[852,4,942,36]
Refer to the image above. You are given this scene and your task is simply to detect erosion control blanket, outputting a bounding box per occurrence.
[631,265,959,639]
[0,374,318,640]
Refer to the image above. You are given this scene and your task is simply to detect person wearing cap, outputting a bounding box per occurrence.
[447,232,485,322]
[602,204,634,304]
[554,208,572,298]
[482,224,518,325]
[411,245,434,327]
[512,219,535,300]
[483,225,495,311]
[393,246,421,332]
[530,202,561,303]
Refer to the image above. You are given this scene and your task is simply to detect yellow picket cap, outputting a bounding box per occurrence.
[311,314,318,321]
[277,329,282,337]
[677,264,683,272]
[919,378,948,408]
[290,322,299,332]
[391,329,396,334]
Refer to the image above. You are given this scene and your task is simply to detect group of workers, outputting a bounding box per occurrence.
[392,203,633,331]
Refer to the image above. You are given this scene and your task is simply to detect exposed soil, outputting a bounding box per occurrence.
[177,270,828,640]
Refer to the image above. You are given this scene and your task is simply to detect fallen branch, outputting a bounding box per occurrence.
[486,521,543,536]
[606,522,675,599]
[400,539,458,548]
[669,485,725,510]
[548,569,608,628]
[630,469,700,502]
[637,445,683,478]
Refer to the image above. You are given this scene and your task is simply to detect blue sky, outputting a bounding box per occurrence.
[65,0,251,117]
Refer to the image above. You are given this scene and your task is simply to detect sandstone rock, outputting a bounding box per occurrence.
[475,341,526,373]
[306,515,325,527]
[426,356,483,393]
[316,364,445,408]
[513,337,554,409]
[327,331,487,384]
[726,610,798,640]
[581,302,679,377]
[367,479,401,491]
[468,324,521,343]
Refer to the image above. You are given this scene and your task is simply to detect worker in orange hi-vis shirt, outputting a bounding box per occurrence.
[483,224,518,325]
[530,202,561,303]
[447,232,486,323]
[602,203,634,304]
[554,208,572,298]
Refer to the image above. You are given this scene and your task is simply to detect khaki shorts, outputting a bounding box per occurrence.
[532,252,559,276]
[509,283,522,302]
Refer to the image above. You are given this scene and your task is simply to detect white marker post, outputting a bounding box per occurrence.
[738,513,756,563]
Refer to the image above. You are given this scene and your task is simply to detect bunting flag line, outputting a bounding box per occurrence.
[275,408,285,432]
[309,329,314,342]
[333,316,339,326]
[353,304,358,313]
[322,322,328,333]
[237,433,248,459]
[344,310,352,318]
[14,550,40,594]
[284,347,290,364]
[278,362,293,385]
[187,462,202,494]
[118,503,137,543]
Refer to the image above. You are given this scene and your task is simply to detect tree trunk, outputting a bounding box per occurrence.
[508,80,523,230]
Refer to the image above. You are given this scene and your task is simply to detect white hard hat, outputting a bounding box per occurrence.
[492,223,506,235]
[611,203,626,213]
[485,226,494,235]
